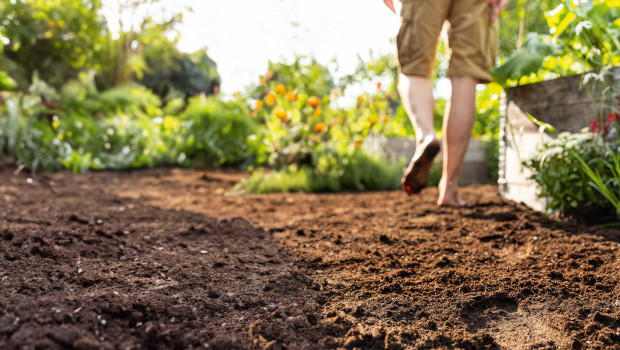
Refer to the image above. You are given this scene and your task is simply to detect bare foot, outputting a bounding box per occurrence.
[401,135,441,195]
[437,178,465,207]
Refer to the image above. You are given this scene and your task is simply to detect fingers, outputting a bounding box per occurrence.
[490,0,510,23]
[490,6,501,23]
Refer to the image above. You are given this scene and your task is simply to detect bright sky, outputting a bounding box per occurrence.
[101,0,402,95]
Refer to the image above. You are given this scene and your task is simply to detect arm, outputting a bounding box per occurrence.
[489,0,510,23]
[383,0,395,14]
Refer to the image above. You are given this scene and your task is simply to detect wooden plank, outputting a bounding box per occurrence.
[499,66,620,212]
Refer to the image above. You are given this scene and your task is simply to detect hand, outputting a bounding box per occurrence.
[489,0,510,23]
[383,0,395,14]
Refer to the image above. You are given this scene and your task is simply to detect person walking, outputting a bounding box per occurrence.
[383,0,509,207]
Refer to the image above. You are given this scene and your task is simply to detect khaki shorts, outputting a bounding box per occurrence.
[396,0,499,84]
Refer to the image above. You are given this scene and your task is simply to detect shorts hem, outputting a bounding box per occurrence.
[447,67,493,84]
[399,61,434,78]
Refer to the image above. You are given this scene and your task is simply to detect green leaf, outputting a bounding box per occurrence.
[0,71,17,91]
[491,50,545,85]
[491,33,562,86]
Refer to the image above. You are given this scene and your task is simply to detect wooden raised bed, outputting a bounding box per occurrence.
[499,66,620,212]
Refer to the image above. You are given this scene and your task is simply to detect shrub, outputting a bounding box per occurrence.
[0,94,67,172]
[0,84,256,172]
[524,113,619,217]
[179,95,257,167]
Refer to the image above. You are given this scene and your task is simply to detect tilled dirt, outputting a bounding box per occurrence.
[0,167,619,350]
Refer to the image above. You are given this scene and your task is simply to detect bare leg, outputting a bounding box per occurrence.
[438,76,477,207]
[398,74,441,194]
[398,74,436,141]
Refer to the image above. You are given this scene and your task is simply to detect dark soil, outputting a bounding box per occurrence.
[1,167,619,350]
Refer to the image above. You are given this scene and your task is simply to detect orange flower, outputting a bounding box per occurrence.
[275,109,287,122]
[380,115,388,123]
[307,96,320,108]
[314,122,326,133]
[259,77,266,85]
[313,108,322,118]
[255,100,263,110]
[265,94,276,106]
[274,84,286,95]
[213,85,220,94]
[354,139,363,149]
[329,120,335,127]
[357,96,365,105]
[369,115,379,125]
[286,91,298,102]
[251,111,258,118]
[337,117,343,125]
[266,70,274,80]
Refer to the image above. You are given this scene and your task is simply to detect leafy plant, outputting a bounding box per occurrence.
[0,71,16,91]
[571,145,620,218]
[570,113,620,218]
[493,0,620,86]
[0,93,69,172]
[524,112,619,217]
[0,0,108,90]
[180,95,257,167]
[524,130,607,212]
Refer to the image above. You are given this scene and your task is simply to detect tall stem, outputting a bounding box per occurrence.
[517,0,530,50]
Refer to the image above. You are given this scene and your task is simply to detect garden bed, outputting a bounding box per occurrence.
[1,167,619,349]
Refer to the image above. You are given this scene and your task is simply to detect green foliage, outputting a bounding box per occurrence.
[0,94,68,172]
[180,95,257,167]
[0,0,219,100]
[547,0,620,70]
[241,152,404,194]
[494,0,620,86]
[571,145,620,218]
[0,82,256,173]
[0,71,16,90]
[524,125,619,216]
[252,57,335,98]
[0,0,107,89]
[142,50,221,101]
[492,33,562,84]
[498,0,562,57]
[241,167,312,194]
[239,58,410,193]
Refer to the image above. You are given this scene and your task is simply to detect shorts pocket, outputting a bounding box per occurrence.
[396,2,415,65]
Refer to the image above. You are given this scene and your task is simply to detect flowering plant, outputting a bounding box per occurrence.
[242,58,406,193]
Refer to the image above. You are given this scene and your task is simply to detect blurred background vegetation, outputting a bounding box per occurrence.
[0,0,618,200]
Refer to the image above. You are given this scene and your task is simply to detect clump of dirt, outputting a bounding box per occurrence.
[1,168,619,349]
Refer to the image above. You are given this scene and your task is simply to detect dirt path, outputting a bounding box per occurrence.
[1,167,619,349]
